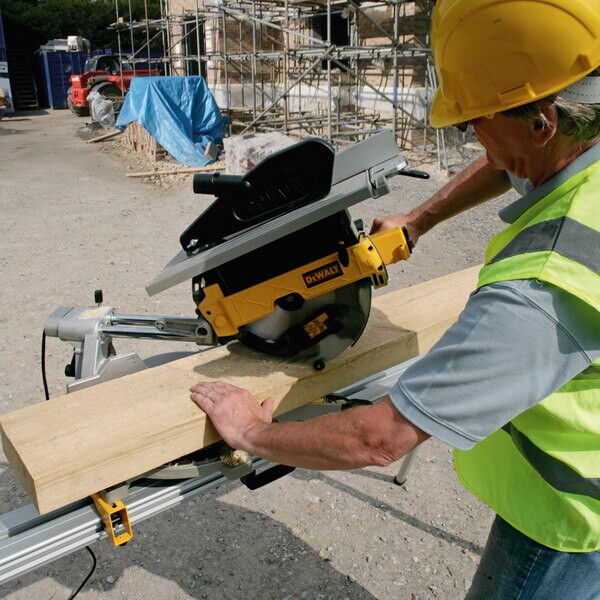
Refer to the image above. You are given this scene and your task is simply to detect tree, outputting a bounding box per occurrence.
[0,0,161,50]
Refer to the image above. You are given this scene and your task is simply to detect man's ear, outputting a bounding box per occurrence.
[531,103,558,147]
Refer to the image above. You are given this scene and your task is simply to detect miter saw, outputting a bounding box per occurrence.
[45,130,426,392]
[0,132,430,581]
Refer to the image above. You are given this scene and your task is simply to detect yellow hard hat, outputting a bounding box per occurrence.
[429,0,600,128]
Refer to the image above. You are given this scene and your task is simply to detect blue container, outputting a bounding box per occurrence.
[36,51,88,109]
[0,6,7,64]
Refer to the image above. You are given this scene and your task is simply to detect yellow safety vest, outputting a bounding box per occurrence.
[454,159,600,552]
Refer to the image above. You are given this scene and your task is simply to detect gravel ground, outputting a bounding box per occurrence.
[0,110,519,600]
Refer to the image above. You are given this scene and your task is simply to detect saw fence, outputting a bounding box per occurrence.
[0,267,479,515]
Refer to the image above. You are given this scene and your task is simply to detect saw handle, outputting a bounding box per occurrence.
[370,226,412,265]
[193,172,251,196]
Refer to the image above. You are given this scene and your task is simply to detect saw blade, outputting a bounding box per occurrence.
[240,280,372,366]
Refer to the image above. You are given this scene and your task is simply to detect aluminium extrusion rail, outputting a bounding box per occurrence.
[0,357,419,584]
[0,460,265,585]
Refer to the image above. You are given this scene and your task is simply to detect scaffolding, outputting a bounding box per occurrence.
[112,0,454,165]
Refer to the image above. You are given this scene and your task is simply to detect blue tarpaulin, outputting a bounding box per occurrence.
[116,76,226,167]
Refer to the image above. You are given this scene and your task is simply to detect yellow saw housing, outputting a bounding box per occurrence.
[198,227,411,338]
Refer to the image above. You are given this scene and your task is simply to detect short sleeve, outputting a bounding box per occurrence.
[389,279,600,450]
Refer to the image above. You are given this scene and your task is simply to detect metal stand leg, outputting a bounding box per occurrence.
[394,448,418,486]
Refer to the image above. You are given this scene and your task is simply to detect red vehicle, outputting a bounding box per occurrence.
[67,55,160,116]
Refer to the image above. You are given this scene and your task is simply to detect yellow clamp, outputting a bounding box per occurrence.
[91,493,133,546]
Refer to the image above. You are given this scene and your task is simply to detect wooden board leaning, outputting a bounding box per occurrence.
[0,266,480,515]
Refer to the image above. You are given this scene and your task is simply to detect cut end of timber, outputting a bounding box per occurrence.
[0,420,40,513]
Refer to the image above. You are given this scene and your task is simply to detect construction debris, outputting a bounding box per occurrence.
[224,132,297,174]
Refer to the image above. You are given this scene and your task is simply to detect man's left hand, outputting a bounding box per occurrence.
[190,381,273,451]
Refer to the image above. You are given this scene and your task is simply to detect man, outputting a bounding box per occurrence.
[191,1,600,597]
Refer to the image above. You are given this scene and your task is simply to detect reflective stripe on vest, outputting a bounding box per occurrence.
[454,158,600,552]
[477,159,600,312]
[501,423,600,501]
[488,216,600,276]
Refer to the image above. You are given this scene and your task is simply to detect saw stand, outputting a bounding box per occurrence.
[0,354,420,584]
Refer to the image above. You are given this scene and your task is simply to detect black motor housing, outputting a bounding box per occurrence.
[180,138,335,253]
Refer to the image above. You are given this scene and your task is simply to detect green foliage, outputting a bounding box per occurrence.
[1,0,162,50]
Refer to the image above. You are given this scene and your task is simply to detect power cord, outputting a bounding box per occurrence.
[41,330,50,401]
[67,546,97,600]
[40,330,98,599]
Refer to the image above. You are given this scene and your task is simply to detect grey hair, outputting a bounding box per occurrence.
[503,69,600,142]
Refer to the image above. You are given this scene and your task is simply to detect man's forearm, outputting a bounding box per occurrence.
[408,156,511,237]
[242,398,429,470]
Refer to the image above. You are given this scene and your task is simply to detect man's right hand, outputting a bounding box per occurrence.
[370,215,420,246]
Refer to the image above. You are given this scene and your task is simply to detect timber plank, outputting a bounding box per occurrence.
[0,266,480,514]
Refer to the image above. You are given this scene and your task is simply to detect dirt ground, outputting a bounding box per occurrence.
[0,110,519,600]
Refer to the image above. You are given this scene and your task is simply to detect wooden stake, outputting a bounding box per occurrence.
[86,130,123,144]
[126,163,227,178]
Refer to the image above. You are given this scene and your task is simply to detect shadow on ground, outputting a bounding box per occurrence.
[0,466,376,599]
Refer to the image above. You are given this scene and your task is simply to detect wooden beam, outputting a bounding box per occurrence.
[86,129,122,144]
[126,163,227,178]
[0,266,479,515]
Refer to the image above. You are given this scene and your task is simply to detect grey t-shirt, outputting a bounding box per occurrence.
[389,280,600,450]
[390,143,600,450]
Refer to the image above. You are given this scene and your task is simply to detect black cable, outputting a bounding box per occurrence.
[41,330,50,401]
[41,331,98,598]
[67,546,97,600]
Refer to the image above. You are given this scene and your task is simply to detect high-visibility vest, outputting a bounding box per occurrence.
[454,158,600,552]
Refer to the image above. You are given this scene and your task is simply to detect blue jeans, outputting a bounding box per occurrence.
[467,515,600,600]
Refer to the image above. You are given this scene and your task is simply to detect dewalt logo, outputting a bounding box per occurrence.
[302,261,343,288]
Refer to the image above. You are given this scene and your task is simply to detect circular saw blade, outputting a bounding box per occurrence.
[240,280,372,365]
